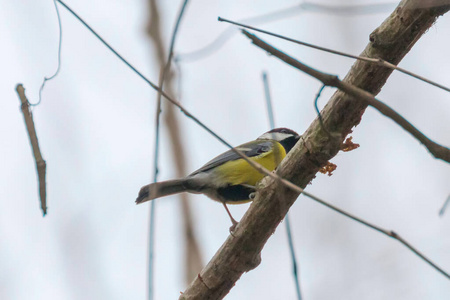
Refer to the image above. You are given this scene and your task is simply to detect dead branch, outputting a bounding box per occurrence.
[180,1,450,298]
[242,30,450,163]
[15,84,47,216]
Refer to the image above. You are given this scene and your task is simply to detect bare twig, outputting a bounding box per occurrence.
[33,0,63,106]
[154,0,189,105]
[15,84,47,216]
[176,3,304,62]
[146,0,165,297]
[439,194,450,217]
[181,2,450,298]
[243,30,450,163]
[313,84,331,138]
[176,2,396,62]
[262,72,275,129]
[219,17,450,94]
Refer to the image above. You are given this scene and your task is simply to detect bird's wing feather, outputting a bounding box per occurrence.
[189,140,274,176]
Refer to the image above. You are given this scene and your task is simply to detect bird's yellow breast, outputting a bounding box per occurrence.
[214,141,286,186]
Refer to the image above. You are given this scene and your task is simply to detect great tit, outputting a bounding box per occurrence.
[136,127,300,227]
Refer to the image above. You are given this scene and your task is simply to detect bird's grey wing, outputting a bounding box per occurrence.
[189,140,273,176]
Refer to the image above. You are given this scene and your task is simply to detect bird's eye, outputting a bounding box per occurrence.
[280,129,287,133]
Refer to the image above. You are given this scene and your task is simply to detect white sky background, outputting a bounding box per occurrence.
[1,0,450,299]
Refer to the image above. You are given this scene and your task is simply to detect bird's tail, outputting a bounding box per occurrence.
[136,179,189,204]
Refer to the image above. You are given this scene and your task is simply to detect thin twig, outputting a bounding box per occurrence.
[146,2,164,298]
[262,72,275,129]
[148,69,162,300]
[439,194,450,217]
[262,72,302,300]
[219,18,450,94]
[243,30,450,163]
[32,0,63,106]
[176,3,304,62]
[15,84,47,216]
[176,2,395,62]
[313,84,331,138]
[153,0,189,121]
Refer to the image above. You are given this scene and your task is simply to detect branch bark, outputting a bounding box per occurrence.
[15,84,47,216]
[180,1,450,298]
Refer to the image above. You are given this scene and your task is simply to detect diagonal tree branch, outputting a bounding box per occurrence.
[242,30,450,163]
[180,1,450,298]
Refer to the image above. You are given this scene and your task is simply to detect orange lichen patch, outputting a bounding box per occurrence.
[341,136,360,152]
[319,162,337,176]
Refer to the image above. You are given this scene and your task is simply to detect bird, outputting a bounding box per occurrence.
[136,127,300,230]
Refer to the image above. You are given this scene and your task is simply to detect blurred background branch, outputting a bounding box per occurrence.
[146,0,203,289]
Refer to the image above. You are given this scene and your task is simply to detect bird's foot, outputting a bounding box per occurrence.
[229,220,238,236]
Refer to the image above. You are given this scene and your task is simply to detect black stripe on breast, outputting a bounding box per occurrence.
[217,185,255,202]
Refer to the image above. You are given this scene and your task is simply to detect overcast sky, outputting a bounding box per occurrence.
[1,1,450,299]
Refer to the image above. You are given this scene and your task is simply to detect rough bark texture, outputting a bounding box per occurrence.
[180,1,450,299]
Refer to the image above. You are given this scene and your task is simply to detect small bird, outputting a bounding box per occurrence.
[136,128,300,230]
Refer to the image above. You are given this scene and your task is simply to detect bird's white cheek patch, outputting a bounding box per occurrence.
[258,132,290,141]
